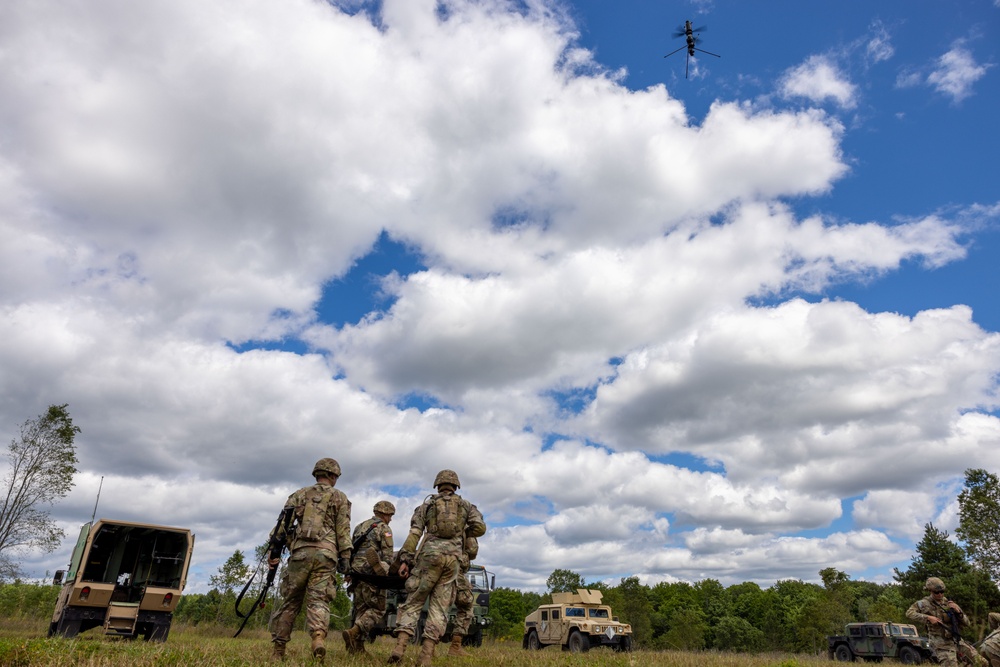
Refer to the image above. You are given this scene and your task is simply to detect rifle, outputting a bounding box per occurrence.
[947,608,963,653]
[233,507,294,638]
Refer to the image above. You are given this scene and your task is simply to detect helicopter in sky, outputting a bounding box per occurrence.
[664,20,721,78]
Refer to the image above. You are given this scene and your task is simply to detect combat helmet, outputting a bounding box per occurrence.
[433,469,461,490]
[990,612,1000,630]
[374,500,396,516]
[312,458,342,479]
[924,577,946,593]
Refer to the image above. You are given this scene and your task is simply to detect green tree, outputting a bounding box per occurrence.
[616,576,652,646]
[713,615,765,652]
[957,468,1000,581]
[662,607,707,650]
[488,587,527,639]
[546,568,586,593]
[0,405,79,581]
[894,523,970,601]
[210,550,251,595]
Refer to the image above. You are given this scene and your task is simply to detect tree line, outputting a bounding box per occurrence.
[3,402,1000,654]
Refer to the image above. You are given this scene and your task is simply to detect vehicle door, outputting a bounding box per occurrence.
[849,626,868,655]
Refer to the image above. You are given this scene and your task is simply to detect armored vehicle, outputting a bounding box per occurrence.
[366,563,495,645]
[49,519,194,642]
[828,622,933,664]
[523,588,633,653]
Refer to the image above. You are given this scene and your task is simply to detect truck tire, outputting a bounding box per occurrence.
[526,630,542,650]
[614,635,634,652]
[464,625,483,647]
[899,647,922,665]
[836,644,855,662]
[568,630,590,653]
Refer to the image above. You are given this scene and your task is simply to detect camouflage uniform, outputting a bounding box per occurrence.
[389,470,486,666]
[906,578,968,667]
[269,462,352,659]
[980,613,1000,667]
[451,534,479,639]
[348,513,394,636]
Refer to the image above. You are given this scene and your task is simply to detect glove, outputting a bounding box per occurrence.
[338,556,351,574]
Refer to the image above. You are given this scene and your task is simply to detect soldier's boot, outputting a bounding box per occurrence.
[417,637,437,667]
[342,625,365,654]
[388,631,411,664]
[448,634,468,657]
[311,631,327,662]
[269,640,287,663]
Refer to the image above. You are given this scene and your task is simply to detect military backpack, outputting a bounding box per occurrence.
[426,493,465,539]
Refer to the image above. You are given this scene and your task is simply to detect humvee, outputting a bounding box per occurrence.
[523,588,633,653]
[828,622,933,664]
[365,564,495,646]
[49,519,194,642]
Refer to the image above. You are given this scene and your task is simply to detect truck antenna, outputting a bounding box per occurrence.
[90,476,104,524]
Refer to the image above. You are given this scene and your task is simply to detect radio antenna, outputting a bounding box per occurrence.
[90,476,104,524]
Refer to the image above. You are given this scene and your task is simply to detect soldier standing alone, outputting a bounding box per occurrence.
[906,577,968,667]
[388,470,486,667]
[267,458,352,662]
[342,500,396,654]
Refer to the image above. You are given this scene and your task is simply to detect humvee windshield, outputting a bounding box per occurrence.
[589,609,609,619]
[566,608,585,617]
[888,624,917,637]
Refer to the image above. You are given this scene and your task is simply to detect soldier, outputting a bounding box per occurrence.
[267,458,352,663]
[906,576,968,667]
[388,470,486,667]
[447,531,480,657]
[342,500,396,654]
[980,613,1000,667]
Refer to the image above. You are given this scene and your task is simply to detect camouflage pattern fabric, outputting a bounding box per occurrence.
[270,548,339,641]
[451,565,474,636]
[272,482,352,556]
[959,639,986,667]
[907,594,968,667]
[269,481,352,644]
[396,550,460,641]
[395,493,486,642]
[351,579,386,633]
[451,531,479,636]
[349,516,393,634]
[982,629,1000,667]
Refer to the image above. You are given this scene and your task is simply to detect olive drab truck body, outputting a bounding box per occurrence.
[523,588,634,653]
[828,622,934,664]
[49,519,194,642]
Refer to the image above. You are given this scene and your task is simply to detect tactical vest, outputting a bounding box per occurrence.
[298,485,337,542]
[426,493,464,539]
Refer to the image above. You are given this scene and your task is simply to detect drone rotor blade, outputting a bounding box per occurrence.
[693,25,708,33]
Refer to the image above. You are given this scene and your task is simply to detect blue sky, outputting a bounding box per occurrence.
[1,0,998,592]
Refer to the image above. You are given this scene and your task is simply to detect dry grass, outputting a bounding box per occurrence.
[0,621,833,667]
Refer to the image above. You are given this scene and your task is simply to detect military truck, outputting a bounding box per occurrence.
[523,588,633,653]
[828,622,933,664]
[49,519,194,642]
[366,564,495,645]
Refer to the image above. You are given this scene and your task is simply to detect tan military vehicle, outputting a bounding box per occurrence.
[523,588,633,652]
[49,519,194,641]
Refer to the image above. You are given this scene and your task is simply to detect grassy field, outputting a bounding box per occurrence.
[0,620,834,667]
